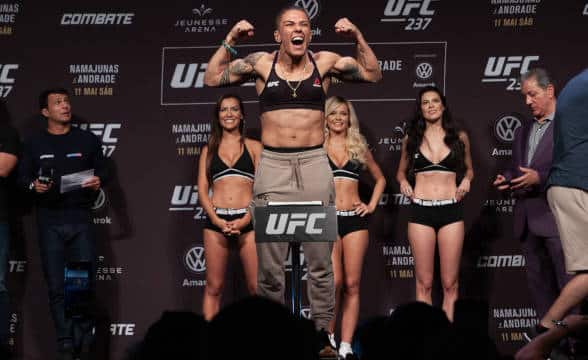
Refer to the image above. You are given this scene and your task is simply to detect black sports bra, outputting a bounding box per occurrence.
[413,149,458,173]
[259,52,326,113]
[329,156,361,181]
[209,145,255,182]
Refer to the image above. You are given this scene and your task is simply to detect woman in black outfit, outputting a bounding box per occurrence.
[396,86,474,321]
[197,94,262,320]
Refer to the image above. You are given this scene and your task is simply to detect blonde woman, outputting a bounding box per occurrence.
[324,96,386,360]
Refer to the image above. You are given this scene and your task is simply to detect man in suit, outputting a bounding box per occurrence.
[493,68,570,321]
[516,69,588,360]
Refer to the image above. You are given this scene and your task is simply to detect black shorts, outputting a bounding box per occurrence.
[204,211,253,236]
[337,210,369,238]
[407,202,463,232]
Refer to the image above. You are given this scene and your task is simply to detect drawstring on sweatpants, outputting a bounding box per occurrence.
[291,158,304,190]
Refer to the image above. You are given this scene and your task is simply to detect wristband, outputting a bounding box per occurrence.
[221,40,237,56]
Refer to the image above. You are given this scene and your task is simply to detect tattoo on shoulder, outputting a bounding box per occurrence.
[244,52,264,68]
[230,59,254,76]
[336,63,365,82]
[218,57,257,86]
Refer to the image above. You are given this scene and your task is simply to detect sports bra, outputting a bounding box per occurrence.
[209,145,255,182]
[413,149,458,173]
[329,156,361,181]
[259,52,326,114]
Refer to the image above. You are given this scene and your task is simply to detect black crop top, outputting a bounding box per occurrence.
[413,149,458,173]
[209,145,255,182]
[259,52,326,113]
[329,156,361,181]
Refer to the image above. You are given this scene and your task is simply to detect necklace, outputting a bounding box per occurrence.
[282,58,307,98]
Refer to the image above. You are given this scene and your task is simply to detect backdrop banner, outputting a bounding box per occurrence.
[2,0,587,358]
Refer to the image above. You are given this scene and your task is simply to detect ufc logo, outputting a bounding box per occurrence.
[77,123,120,144]
[171,185,198,206]
[170,63,207,88]
[74,123,120,157]
[110,323,135,336]
[583,3,588,15]
[265,213,326,235]
[0,64,18,84]
[484,56,539,78]
[384,0,434,16]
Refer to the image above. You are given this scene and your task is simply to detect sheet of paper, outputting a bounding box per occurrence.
[60,169,94,194]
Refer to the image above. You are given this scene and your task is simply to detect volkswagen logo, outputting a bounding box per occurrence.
[394,122,406,136]
[294,0,320,20]
[415,62,433,80]
[185,246,206,273]
[494,115,522,143]
[92,189,106,210]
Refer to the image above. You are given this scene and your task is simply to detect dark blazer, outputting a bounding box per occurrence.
[505,118,559,239]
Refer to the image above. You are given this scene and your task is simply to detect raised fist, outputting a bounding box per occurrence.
[334,18,360,39]
[226,20,255,44]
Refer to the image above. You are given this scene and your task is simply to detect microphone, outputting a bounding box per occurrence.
[38,159,54,185]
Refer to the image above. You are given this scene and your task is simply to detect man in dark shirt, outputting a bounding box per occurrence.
[18,88,106,360]
[0,120,19,356]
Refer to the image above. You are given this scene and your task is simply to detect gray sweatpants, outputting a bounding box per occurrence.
[252,146,335,330]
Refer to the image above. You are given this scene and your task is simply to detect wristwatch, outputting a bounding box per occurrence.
[28,181,35,191]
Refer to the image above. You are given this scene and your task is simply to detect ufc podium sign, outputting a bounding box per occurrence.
[254,203,337,243]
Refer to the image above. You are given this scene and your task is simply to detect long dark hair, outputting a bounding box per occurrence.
[405,86,465,180]
[206,94,245,184]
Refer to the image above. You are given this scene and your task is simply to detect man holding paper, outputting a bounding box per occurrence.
[18,88,106,360]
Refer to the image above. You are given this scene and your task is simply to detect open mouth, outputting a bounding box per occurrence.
[291,36,304,45]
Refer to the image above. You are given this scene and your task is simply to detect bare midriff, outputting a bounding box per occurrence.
[334,179,361,210]
[211,178,253,209]
[260,108,325,147]
[413,171,457,200]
